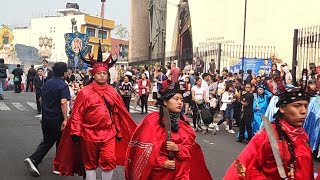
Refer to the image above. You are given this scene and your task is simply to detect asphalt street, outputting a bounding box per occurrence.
[0,91,318,180]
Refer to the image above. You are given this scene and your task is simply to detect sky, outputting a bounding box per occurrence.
[0,0,130,28]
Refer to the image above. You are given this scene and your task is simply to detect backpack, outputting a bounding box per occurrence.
[0,65,7,78]
[200,105,213,125]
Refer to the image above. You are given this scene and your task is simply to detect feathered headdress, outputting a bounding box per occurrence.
[158,79,182,101]
[79,41,117,75]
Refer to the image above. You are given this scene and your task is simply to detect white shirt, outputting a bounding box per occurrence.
[191,85,205,101]
[201,80,210,101]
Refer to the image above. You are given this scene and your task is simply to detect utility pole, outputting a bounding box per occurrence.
[241,0,247,84]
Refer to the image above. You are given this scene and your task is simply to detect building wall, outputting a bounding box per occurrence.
[165,0,320,66]
[12,28,31,46]
[83,15,114,57]
[12,14,115,63]
[31,15,86,62]
[129,0,150,63]
[111,38,128,61]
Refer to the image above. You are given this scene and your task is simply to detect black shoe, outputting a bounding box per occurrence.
[236,139,243,143]
[24,158,40,177]
[140,112,144,114]
[37,112,41,114]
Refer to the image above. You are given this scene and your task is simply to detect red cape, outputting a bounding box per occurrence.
[125,112,212,180]
[53,85,137,176]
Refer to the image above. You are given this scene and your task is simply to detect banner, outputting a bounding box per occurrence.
[229,58,272,76]
[65,32,90,69]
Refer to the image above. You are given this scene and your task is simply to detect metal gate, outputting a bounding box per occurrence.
[194,43,276,73]
[292,26,320,82]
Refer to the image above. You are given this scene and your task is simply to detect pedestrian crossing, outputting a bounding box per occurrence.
[129,105,159,113]
[0,101,158,114]
[0,101,37,112]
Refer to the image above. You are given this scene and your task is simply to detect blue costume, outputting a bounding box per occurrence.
[259,96,279,129]
[303,96,320,152]
[252,89,272,134]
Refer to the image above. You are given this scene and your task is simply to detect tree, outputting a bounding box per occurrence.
[112,24,129,40]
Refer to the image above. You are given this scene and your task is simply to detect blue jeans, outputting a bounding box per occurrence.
[218,104,234,130]
[0,78,5,96]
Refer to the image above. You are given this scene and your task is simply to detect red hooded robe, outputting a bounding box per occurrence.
[125,112,212,180]
[53,81,137,176]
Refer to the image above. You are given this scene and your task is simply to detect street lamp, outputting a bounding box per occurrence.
[38,36,53,61]
[71,18,77,33]
[241,0,248,84]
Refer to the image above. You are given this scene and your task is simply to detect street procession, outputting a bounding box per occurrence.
[2,0,320,179]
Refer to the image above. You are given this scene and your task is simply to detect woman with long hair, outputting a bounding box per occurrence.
[119,75,133,111]
[269,63,280,78]
[182,76,191,115]
[191,77,207,131]
[125,80,212,180]
[138,73,150,114]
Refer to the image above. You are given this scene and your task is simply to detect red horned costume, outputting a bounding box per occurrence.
[125,80,212,180]
[53,42,136,177]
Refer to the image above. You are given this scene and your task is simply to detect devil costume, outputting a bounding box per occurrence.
[125,80,212,180]
[53,43,136,178]
[224,87,314,180]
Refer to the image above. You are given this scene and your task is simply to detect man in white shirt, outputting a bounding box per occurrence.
[201,73,211,102]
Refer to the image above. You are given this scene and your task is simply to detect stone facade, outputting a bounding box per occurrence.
[129,0,150,63]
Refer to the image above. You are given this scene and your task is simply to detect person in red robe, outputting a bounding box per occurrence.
[53,43,137,180]
[125,80,212,180]
[224,86,314,180]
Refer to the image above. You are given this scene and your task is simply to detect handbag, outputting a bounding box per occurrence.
[14,76,20,82]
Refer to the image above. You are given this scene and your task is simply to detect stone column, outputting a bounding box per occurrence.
[129,0,150,64]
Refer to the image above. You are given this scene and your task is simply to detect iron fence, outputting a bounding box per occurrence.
[292,26,320,82]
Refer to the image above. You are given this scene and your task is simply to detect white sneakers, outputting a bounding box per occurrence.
[53,170,60,175]
[228,130,235,134]
[24,158,40,177]
[225,125,229,131]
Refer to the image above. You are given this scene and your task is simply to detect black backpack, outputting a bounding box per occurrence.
[0,65,7,78]
[200,105,213,125]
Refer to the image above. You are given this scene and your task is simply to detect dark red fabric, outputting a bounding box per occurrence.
[125,112,212,180]
[53,82,137,176]
[224,120,314,180]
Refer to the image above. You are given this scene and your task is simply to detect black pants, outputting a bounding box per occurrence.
[29,119,62,165]
[140,94,148,113]
[36,93,41,113]
[122,96,131,112]
[239,113,253,141]
[192,103,204,128]
[26,79,34,92]
[14,81,21,93]
[233,102,241,126]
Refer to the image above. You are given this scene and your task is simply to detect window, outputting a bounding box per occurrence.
[87,45,93,54]
[86,28,96,37]
[98,30,108,39]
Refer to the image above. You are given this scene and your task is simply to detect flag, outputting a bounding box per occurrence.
[100,2,105,18]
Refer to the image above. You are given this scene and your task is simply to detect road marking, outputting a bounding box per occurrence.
[0,102,10,111]
[12,102,28,111]
[129,105,158,113]
[34,114,42,118]
[27,102,37,110]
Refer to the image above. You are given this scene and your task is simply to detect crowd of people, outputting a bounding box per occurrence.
[2,49,317,179]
